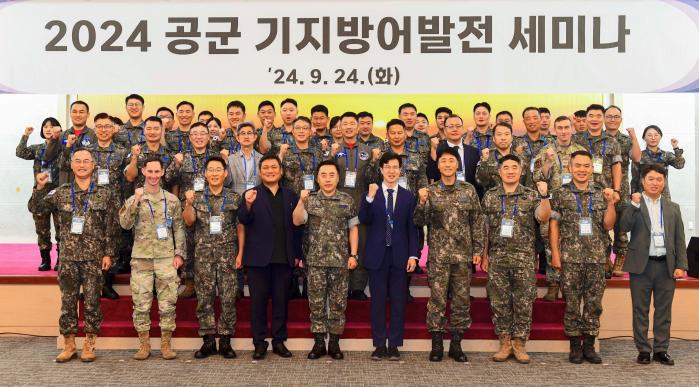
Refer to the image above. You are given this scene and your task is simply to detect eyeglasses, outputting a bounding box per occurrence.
[72,159,94,165]
[126,103,142,108]
[605,115,621,120]
[207,168,225,173]
[445,125,463,130]
[95,125,113,130]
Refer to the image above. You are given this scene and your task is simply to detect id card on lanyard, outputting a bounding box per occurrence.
[70,182,94,234]
[243,151,258,190]
[205,187,227,235]
[588,136,606,175]
[298,151,316,190]
[39,144,53,183]
[574,191,594,236]
[499,195,518,238]
[343,147,358,188]
[192,151,209,192]
[653,201,665,247]
[96,144,113,186]
[147,191,170,240]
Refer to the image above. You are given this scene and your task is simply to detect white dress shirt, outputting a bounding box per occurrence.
[365,182,418,261]
[632,192,666,256]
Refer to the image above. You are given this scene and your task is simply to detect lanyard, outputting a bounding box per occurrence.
[645,149,662,162]
[476,134,490,151]
[96,143,114,168]
[127,129,144,146]
[39,143,48,167]
[574,191,594,216]
[282,131,291,144]
[343,146,359,171]
[204,186,227,215]
[586,134,606,157]
[177,130,191,153]
[71,181,94,215]
[500,194,519,217]
[146,190,168,222]
[297,150,316,174]
[526,137,547,157]
[228,133,240,153]
[243,151,257,180]
[191,149,209,175]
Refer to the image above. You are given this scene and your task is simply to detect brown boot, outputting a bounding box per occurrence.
[56,334,77,363]
[133,331,151,360]
[178,278,196,298]
[543,283,559,302]
[160,331,177,360]
[492,334,513,362]
[80,333,97,362]
[612,255,626,277]
[512,338,531,364]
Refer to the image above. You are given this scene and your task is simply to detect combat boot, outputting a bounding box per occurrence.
[568,336,583,364]
[543,283,559,302]
[327,334,344,360]
[492,334,513,362]
[38,249,51,271]
[448,331,467,362]
[429,332,444,362]
[80,333,97,362]
[218,335,237,359]
[307,333,327,360]
[160,331,177,359]
[582,334,602,364]
[604,256,613,279]
[512,338,531,364]
[56,334,77,363]
[194,334,217,359]
[612,255,626,277]
[133,331,151,360]
[101,273,119,300]
[178,278,196,298]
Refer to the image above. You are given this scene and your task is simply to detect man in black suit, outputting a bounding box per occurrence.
[428,114,483,198]
[238,154,300,360]
[619,164,687,366]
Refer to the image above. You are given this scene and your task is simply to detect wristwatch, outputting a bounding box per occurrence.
[349,255,358,260]
[539,193,550,199]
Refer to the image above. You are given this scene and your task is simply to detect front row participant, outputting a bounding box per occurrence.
[481,155,550,363]
[359,153,420,361]
[550,150,618,364]
[183,156,243,359]
[119,156,187,361]
[293,160,359,360]
[30,149,119,363]
[415,147,485,363]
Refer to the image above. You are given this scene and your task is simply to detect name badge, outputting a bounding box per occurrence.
[97,168,110,186]
[592,157,603,174]
[398,176,408,189]
[579,217,593,236]
[500,219,514,238]
[456,171,466,182]
[70,216,85,234]
[166,216,173,228]
[303,174,315,190]
[561,173,572,185]
[246,181,256,190]
[530,158,536,173]
[156,224,168,240]
[344,171,357,188]
[653,232,665,248]
[193,177,205,192]
[41,168,52,183]
[209,216,222,235]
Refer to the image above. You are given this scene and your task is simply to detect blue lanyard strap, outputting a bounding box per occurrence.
[191,150,209,175]
[500,194,519,216]
[646,149,662,162]
[146,190,168,222]
[343,146,359,171]
[573,191,594,216]
[39,143,48,166]
[243,151,257,179]
[476,135,490,151]
[586,134,606,157]
[205,186,227,214]
[177,130,191,153]
[71,181,94,214]
[96,144,114,168]
[127,129,144,146]
[297,150,316,174]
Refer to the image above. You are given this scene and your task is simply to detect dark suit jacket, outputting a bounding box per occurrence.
[358,186,420,270]
[237,184,300,267]
[619,195,688,276]
[428,140,483,197]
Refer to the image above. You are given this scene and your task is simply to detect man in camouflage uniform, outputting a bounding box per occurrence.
[468,102,496,152]
[370,119,428,194]
[399,103,431,161]
[550,150,618,364]
[414,147,485,363]
[481,154,551,363]
[165,122,212,298]
[16,121,61,271]
[114,94,145,148]
[119,157,186,361]
[603,106,641,276]
[165,101,195,153]
[293,160,360,360]
[357,111,384,150]
[476,122,528,192]
[532,116,587,300]
[261,98,298,155]
[30,149,119,363]
[513,107,556,188]
[183,156,242,359]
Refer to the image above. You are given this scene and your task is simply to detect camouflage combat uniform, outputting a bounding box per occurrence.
[304,191,359,335]
[43,127,98,185]
[191,187,241,337]
[469,128,495,152]
[551,183,610,337]
[165,128,191,154]
[281,145,327,194]
[572,132,622,190]
[631,147,685,199]
[413,180,485,334]
[406,129,431,161]
[119,188,187,334]
[358,133,384,150]
[114,121,145,148]
[475,148,529,192]
[29,181,120,335]
[481,185,541,340]
[513,134,555,188]
[606,131,635,261]
[266,127,295,156]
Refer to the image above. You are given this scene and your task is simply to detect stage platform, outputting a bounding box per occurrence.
[2,243,699,352]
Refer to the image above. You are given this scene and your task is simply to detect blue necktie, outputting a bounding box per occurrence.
[386,189,394,246]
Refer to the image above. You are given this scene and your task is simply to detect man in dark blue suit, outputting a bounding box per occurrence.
[427,114,483,198]
[238,154,300,360]
[359,153,420,361]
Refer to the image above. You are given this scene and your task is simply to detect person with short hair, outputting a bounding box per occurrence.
[165,101,195,153]
[631,125,685,199]
[114,94,145,147]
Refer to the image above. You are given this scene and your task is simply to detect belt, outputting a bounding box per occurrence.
[648,255,666,262]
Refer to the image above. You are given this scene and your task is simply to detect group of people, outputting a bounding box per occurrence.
[17,95,688,366]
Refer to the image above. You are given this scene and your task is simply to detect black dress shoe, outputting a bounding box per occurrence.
[652,351,674,365]
[252,343,268,360]
[272,342,292,358]
[636,352,651,365]
[387,346,400,361]
[348,290,368,300]
[371,346,386,361]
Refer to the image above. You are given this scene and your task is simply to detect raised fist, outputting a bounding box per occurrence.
[536,181,548,197]
[134,188,144,203]
[430,137,440,149]
[515,144,525,155]
[331,142,340,156]
[245,189,257,206]
[35,172,49,189]
[131,144,141,158]
[219,149,230,159]
[51,125,62,139]
[631,192,641,205]
[545,147,556,161]
[24,127,34,136]
[603,188,616,203]
[300,189,310,203]
[174,153,184,168]
[320,139,329,150]
[279,143,290,158]
[481,148,490,161]
[66,134,77,147]
[184,190,195,205]
[262,119,273,130]
[367,183,379,198]
[371,148,381,162]
[671,138,679,149]
[626,127,636,138]
[418,187,429,205]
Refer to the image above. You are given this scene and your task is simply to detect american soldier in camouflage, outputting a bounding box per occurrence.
[481,154,551,363]
[550,150,618,365]
[30,148,118,363]
[293,160,360,360]
[414,147,485,363]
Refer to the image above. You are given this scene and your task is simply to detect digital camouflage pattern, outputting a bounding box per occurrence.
[476,149,529,193]
[426,261,472,333]
[304,190,359,267]
[572,132,622,189]
[308,266,349,335]
[486,265,537,340]
[57,260,104,335]
[631,147,685,198]
[165,128,191,154]
[281,145,327,195]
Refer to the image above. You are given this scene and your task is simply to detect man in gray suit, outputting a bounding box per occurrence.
[619,164,687,366]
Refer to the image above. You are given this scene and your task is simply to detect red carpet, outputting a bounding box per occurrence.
[0,244,58,277]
